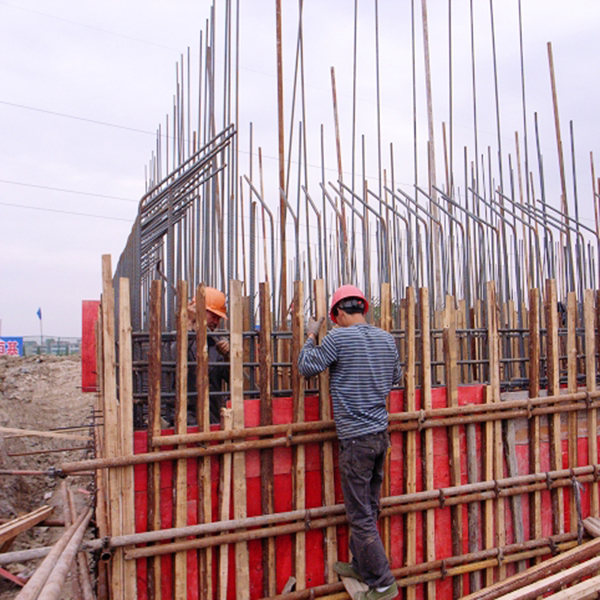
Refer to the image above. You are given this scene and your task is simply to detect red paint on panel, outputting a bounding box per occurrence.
[81,300,100,392]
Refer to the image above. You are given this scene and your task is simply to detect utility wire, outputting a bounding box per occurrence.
[0,179,137,202]
[0,201,132,222]
[0,0,184,53]
[0,100,155,136]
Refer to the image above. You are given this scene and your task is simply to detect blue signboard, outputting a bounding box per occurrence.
[0,337,23,356]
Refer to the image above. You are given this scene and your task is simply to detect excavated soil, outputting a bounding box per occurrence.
[0,355,96,598]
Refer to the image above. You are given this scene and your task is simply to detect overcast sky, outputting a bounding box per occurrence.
[1,0,599,338]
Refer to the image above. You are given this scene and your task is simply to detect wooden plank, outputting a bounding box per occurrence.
[258,281,276,597]
[118,278,137,600]
[230,280,250,599]
[291,281,306,589]
[314,279,338,582]
[546,279,565,535]
[173,280,189,598]
[147,280,163,600]
[341,576,369,599]
[443,295,463,598]
[196,283,213,599]
[101,254,125,600]
[0,506,54,546]
[585,289,599,517]
[419,287,436,600]
[583,516,600,538]
[380,282,392,559]
[493,554,600,600]
[404,287,416,600]
[464,538,600,600]
[544,572,600,600]
[219,408,233,600]
[0,427,89,442]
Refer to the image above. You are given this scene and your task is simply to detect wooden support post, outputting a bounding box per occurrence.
[147,280,162,600]
[528,288,542,562]
[503,300,525,573]
[101,254,125,600]
[584,289,599,517]
[196,283,213,599]
[314,279,338,582]
[381,282,392,558]
[458,299,467,382]
[94,310,109,600]
[242,295,252,392]
[219,408,233,600]
[174,280,189,598]
[404,287,417,600]
[546,279,565,535]
[434,309,443,386]
[567,292,579,532]
[444,295,463,598]
[419,288,436,600]
[466,308,482,590]
[473,300,483,383]
[259,281,276,596]
[118,278,137,599]
[485,282,504,584]
[230,280,250,599]
[291,281,306,589]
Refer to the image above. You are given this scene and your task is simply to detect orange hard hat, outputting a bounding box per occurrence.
[205,287,227,319]
[329,284,368,324]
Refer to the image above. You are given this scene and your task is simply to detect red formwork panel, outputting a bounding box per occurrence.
[81,300,100,392]
[131,385,596,598]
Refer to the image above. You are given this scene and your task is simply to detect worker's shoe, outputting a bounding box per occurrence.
[333,561,364,582]
[355,582,399,600]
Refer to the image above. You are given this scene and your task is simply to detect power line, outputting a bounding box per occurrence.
[0,100,156,136]
[0,201,132,222]
[0,179,138,202]
[0,0,184,53]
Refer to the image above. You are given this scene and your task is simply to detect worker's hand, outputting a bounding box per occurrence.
[306,316,324,337]
[216,339,230,357]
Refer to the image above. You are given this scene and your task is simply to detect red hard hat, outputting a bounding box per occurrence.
[329,284,368,324]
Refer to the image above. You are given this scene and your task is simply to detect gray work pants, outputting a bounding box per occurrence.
[339,429,395,589]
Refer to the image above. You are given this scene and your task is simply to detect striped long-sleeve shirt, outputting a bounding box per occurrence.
[298,323,402,439]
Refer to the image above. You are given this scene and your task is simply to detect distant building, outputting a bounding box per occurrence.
[22,337,81,356]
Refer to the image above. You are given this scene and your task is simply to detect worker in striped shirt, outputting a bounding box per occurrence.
[298,284,401,600]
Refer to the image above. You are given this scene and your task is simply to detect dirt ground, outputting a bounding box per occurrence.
[0,355,96,598]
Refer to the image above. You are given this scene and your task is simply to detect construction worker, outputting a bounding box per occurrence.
[298,284,401,600]
[186,286,229,424]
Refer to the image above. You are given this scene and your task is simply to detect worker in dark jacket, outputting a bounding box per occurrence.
[187,287,229,424]
[298,284,401,600]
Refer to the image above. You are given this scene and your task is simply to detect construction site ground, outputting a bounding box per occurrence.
[0,355,95,599]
